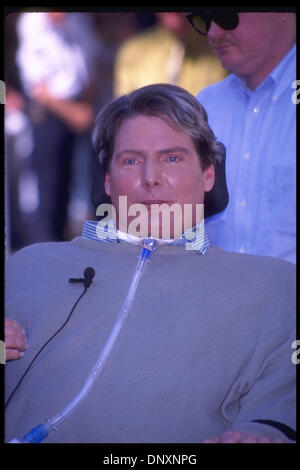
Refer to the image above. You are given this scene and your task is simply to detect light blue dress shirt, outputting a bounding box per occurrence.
[197,45,296,263]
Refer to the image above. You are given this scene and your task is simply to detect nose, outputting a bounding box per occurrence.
[207,21,227,41]
[142,160,162,188]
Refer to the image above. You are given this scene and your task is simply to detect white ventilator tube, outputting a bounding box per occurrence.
[10,239,158,443]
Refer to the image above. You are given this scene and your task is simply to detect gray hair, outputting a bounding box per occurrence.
[92,83,223,172]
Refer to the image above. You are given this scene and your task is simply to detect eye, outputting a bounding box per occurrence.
[167,155,181,163]
[124,158,137,165]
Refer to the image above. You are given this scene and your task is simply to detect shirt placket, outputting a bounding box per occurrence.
[234,91,261,253]
[234,80,274,254]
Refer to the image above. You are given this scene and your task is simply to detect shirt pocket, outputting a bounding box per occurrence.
[266,164,296,236]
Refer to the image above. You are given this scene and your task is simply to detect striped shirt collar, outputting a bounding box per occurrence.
[81,220,210,254]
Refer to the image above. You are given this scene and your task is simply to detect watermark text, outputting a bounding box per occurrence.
[0,340,5,364]
[96,196,204,245]
[0,80,5,104]
[291,80,300,104]
[291,340,300,365]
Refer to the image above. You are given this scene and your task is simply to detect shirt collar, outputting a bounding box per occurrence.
[269,43,296,100]
[81,220,210,255]
[231,44,296,100]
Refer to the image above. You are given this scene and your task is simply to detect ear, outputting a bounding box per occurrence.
[104,173,111,197]
[204,164,215,192]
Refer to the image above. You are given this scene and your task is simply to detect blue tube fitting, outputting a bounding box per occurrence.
[23,424,49,443]
[141,239,158,259]
[141,247,151,259]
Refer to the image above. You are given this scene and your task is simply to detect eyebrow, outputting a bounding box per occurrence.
[115,147,191,159]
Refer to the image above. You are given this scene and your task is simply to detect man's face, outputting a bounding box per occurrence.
[206,13,287,88]
[105,114,215,238]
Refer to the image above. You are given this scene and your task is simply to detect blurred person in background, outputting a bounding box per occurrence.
[5,12,36,255]
[114,11,228,97]
[188,7,296,263]
[13,11,98,246]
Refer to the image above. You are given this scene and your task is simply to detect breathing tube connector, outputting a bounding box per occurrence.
[141,238,158,259]
[9,239,158,443]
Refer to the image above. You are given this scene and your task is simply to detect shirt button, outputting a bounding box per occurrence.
[253,106,259,113]
[240,199,247,207]
[244,152,251,160]
[239,246,246,253]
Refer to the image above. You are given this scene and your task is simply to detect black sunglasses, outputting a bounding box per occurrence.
[186,7,296,36]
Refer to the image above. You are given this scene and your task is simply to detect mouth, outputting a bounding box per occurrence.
[142,200,171,206]
[212,43,235,52]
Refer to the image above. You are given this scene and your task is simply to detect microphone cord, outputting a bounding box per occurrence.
[5,285,89,410]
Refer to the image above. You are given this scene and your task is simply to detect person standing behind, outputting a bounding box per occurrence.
[188,8,296,263]
[114,12,228,97]
[15,11,96,244]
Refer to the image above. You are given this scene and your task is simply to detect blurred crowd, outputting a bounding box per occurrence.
[4,10,227,256]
